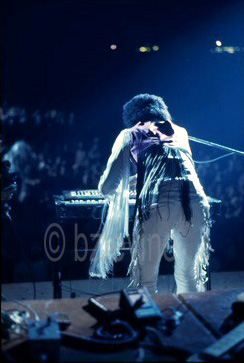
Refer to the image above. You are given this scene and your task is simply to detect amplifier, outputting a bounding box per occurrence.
[52,191,136,280]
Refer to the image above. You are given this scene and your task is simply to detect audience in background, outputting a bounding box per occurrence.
[1,105,243,220]
[1,105,243,281]
[195,152,244,220]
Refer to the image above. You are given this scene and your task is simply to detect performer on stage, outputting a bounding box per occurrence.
[90,94,212,294]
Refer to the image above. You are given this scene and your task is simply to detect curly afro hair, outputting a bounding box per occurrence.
[123,93,172,128]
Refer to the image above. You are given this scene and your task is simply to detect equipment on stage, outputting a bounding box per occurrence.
[62,189,137,201]
[54,190,136,220]
[27,317,61,362]
[3,289,243,361]
[119,287,163,323]
[51,189,221,299]
[52,190,138,299]
[54,190,221,221]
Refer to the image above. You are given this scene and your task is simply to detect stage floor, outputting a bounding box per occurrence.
[2,270,244,301]
[2,288,243,361]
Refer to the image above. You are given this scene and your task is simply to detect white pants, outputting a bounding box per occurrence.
[129,180,211,294]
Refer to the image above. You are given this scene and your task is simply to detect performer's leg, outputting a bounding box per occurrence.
[173,201,208,294]
[137,208,170,293]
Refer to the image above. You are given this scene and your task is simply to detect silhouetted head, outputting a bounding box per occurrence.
[123,93,172,128]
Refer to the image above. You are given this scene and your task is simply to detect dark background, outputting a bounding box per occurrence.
[1,0,243,283]
[2,0,244,148]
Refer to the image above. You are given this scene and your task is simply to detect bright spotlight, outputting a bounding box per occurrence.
[215,40,222,47]
[152,45,159,51]
[110,44,117,50]
[139,46,147,52]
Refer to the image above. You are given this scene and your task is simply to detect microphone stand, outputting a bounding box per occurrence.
[189,136,244,156]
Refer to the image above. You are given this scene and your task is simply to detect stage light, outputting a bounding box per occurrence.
[211,45,240,54]
[152,45,159,51]
[110,44,117,50]
[216,40,222,47]
[215,47,223,53]
[139,46,147,52]
[224,46,235,54]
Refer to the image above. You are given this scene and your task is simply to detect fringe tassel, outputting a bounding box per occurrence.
[127,215,141,288]
[194,200,214,291]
